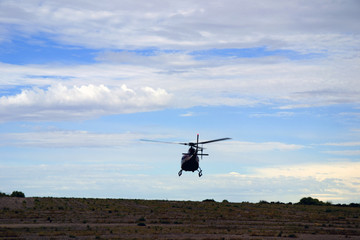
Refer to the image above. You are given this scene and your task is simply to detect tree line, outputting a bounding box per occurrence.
[1,192,359,207]
[259,197,360,207]
[0,191,25,198]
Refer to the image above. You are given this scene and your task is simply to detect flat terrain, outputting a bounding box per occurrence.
[1,197,360,239]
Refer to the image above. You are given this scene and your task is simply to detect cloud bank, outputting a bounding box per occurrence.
[1,0,359,50]
[1,54,359,121]
[0,0,359,121]
[0,84,171,121]
[1,162,359,203]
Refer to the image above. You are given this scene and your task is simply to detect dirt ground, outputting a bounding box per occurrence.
[1,197,360,239]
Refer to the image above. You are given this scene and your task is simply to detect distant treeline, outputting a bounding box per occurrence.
[258,197,360,207]
[0,191,25,198]
[1,192,359,207]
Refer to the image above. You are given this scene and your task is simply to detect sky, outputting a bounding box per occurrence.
[0,0,359,204]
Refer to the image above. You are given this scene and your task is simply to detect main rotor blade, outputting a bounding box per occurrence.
[140,139,189,146]
[141,137,231,146]
[198,138,231,144]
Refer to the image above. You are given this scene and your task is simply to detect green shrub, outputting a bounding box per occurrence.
[0,191,9,197]
[298,197,324,206]
[10,191,25,198]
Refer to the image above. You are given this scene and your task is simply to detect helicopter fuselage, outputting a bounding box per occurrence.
[181,153,199,172]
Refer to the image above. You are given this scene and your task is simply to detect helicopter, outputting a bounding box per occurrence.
[141,134,231,177]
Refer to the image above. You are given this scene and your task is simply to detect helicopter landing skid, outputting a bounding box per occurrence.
[178,168,202,177]
[197,168,203,177]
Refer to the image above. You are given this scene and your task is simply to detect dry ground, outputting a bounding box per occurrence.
[1,197,360,239]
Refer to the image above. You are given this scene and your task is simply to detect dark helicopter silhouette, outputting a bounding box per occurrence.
[141,134,231,177]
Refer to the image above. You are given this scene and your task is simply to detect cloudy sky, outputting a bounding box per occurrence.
[0,0,359,203]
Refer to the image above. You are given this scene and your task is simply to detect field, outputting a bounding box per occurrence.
[1,197,360,239]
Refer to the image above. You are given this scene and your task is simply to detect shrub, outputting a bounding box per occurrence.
[10,191,25,198]
[0,192,9,197]
[298,197,324,206]
[349,203,360,208]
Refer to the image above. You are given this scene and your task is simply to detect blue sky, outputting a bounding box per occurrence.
[0,0,359,203]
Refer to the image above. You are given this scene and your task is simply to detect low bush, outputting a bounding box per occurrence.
[1,191,25,197]
[298,197,324,206]
[0,191,8,197]
[10,191,25,198]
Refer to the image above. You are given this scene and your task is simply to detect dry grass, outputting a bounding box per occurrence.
[0,197,360,239]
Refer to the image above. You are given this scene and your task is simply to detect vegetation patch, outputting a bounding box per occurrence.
[0,196,359,239]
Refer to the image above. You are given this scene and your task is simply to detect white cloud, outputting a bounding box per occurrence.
[253,162,360,181]
[250,111,295,118]
[0,131,144,148]
[0,83,172,121]
[239,162,360,202]
[322,142,360,147]
[1,50,359,121]
[179,112,194,117]
[96,51,198,67]
[323,150,360,156]
[318,142,360,156]
[1,0,359,51]
[213,140,305,153]
[1,161,359,203]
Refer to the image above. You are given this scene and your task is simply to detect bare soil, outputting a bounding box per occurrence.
[1,197,360,239]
